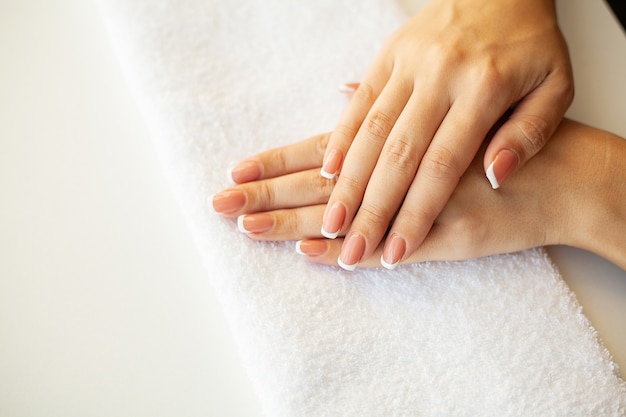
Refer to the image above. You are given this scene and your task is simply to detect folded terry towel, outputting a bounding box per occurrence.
[99,0,626,415]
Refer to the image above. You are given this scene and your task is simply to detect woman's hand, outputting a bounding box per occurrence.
[320,0,574,269]
[211,120,626,271]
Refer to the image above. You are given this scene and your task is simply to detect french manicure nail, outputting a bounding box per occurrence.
[320,148,342,179]
[338,82,359,94]
[321,201,346,239]
[338,232,366,271]
[237,214,274,233]
[295,240,328,256]
[209,190,246,214]
[486,148,519,189]
[381,234,406,270]
[229,160,261,184]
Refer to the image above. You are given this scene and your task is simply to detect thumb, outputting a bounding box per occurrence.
[484,75,573,189]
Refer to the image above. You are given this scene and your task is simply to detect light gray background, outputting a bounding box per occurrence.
[1,1,624,416]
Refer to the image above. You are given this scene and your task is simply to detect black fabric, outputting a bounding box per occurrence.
[605,0,626,33]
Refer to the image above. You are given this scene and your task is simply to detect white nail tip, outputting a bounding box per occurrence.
[208,194,218,214]
[320,227,339,239]
[237,215,248,233]
[226,167,235,184]
[295,241,305,255]
[486,161,500,189]
[337,83,356,93]
[320,169,336,180]
[337,257,357,271]
[380,256,398,270]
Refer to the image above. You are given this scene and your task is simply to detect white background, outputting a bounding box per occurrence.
[0,0,624,416]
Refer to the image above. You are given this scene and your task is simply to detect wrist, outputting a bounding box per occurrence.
[559,123,626,269]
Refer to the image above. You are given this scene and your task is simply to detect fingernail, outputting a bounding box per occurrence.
[237,214,274,233]
[338,82,359,94]
[229,160,261,184]
[381,234,406,270]
[209,190,246,214]
[320,148,342,179]
[486,148,519,189]
[321,201,346,239]
[295,240,328,256]
[338,232,366,271]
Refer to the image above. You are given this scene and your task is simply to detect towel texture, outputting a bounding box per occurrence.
[99,0,626,415]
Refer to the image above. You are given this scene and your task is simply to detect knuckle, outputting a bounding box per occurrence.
[318,132,331,149]
[353,82,377,106]
[384,135,418,172]
[512,116,549,155]
[273,151,288,173]
[309,173,336,201]
[426,33,465,71]
[256,180,275,209]
[365,109,394,143]
[475,60,505,98]
[335,122,358,140]
[551,62,575,94]
[420,145,460,183]
[558,75,575,105]
[279,209,301,235]
[357,204,392,230]
[337,173,364,195]
[315,132,332,161]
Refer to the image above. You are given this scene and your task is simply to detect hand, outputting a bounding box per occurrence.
[319,0,574,269]
[211,120,626,271]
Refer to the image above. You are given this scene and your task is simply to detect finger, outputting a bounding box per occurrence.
[210,168,334,217]
[381,95,503,269]
[338,82,360,97]
[237,205,330,241]
[294,238,343,267]
[294,237,384,268]
[320,78,413,240]
[484,69,574,189]
[319,59,391,180]
[229,132,330,184]
[336,90,448,268]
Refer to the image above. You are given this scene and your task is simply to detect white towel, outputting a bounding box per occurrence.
[99,0,626,415]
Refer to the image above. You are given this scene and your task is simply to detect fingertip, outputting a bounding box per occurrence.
[485,148,519,189]
[295,240,328,257]
[337,257,357,271]
[380,234,405,270]
[485,160,499,189]
[338,82,359,94]
[320,227,339,239]
[229,160,262,184]
[320,168,336,180]
[295,240,305,255]
[380,255,398,270]
[207,194,218,214]
[320,148,342,180]
[237,215,247,233]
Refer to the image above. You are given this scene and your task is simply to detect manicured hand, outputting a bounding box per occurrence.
[319,0,574,270]
[211,120,626,271]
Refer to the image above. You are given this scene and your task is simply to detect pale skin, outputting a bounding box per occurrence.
[319,0,574,270]
[211,120,626,271]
